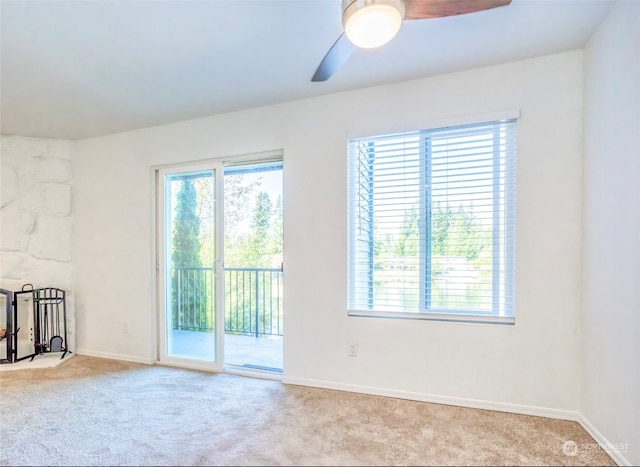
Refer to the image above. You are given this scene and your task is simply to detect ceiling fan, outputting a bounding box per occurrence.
[311,0,512,82]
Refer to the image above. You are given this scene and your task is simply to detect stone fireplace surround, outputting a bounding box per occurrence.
[0,135,75,356]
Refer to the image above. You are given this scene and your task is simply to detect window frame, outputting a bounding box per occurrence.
[347,114,518,325]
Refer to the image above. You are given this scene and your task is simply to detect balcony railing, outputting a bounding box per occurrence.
[173,266,283,337]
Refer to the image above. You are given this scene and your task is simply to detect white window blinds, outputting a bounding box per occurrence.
[348,119,516,322]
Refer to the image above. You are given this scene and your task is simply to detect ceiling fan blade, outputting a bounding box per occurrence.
[404,0,511,20]
[311,33,357,82]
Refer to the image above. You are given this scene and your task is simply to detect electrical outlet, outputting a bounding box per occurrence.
[348,342,358,357]
[122,321,129,334]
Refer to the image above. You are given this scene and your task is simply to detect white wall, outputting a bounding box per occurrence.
[73,50,584,414]
[0,135,75,351]
[582,2,640,465]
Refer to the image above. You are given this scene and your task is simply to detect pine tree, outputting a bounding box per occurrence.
[171,179,207,330]
[173,179,202,268]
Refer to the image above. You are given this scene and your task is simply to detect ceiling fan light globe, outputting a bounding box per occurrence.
[343,0,404,49]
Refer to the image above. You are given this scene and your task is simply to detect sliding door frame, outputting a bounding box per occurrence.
[151,149,283,374]
[155,161,223,371]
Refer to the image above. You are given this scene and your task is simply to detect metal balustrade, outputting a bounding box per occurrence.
[173,266,283,337]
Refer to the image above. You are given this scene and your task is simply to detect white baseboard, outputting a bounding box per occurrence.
[282,376,577,420]
[577,414,631,466]
[75,348,156,365]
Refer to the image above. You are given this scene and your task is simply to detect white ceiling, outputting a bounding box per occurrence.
[1,0,614,141]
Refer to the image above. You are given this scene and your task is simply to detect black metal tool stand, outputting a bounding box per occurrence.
[0,284,71,364]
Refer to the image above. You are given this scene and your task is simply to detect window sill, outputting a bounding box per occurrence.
[348,309,515,325]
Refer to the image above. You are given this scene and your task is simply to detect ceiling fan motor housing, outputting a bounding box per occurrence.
[342,0,406,48]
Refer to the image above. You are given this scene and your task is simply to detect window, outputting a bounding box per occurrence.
[347,118,516,324]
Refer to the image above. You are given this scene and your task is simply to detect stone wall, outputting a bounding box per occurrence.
[0,135,74,351]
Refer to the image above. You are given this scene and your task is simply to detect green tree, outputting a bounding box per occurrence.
[394,206,419,258]
[173,179,202,268]
[252,192,272,236]
[431,203,453,256]
[194,176,215,267]
[223,177,284,336]
[269,195,283,266]
[242,191,272,267]
[172,179,209,330]
[223,174,260,267]
[430,202,489,261]
[444,204,487,262]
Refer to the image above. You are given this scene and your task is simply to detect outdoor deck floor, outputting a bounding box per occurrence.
[170,329,282,371]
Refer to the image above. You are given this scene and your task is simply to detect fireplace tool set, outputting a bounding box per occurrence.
[0,284,70,364]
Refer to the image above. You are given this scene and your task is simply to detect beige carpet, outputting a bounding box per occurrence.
[0,355,615,466]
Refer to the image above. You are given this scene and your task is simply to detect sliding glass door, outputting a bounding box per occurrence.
[157,156,283,372]
[223,161,283,371]
[158,163,222,366]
